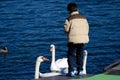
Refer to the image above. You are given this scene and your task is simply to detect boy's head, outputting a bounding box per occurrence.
[67,3,78,13]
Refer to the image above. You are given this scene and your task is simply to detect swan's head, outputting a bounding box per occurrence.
[37,56,49,62]
[50,44,55,52]
[83,50,88,56]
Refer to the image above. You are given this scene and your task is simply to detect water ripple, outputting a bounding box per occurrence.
[0,0,120,79]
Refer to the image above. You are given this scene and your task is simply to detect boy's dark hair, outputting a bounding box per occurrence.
[67,3,78,13]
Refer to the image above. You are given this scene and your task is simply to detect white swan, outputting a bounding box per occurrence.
[50,44,88,74]
[34,56,62,80]
[50,44,68,74]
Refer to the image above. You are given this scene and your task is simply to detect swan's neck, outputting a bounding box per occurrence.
[51,49,55,63]
[50,47,59,71]
[82,50,88,74]
[35,57,42,79]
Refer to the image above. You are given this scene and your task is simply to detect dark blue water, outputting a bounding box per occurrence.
[0,0,120,80]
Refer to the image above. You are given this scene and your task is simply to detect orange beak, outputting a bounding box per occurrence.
[50,47,53,52]
[42,57,49,61]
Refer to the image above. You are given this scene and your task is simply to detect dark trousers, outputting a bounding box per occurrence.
[67,42,84,72]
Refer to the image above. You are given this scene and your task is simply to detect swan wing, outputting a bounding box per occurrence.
[55,58,68,68]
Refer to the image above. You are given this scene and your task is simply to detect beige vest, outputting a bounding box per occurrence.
[64,11,89,44]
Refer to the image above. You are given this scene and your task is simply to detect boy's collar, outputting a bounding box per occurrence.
[70,11,79,15]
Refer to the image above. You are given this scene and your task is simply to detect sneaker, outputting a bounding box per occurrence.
[78,70,83,76]
[66,71,75,77]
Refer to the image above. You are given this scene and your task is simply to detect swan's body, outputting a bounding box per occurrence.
[50,44,88,75]
[34,56,62,80]
[39,72,62,78]
[55,58,68,68]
